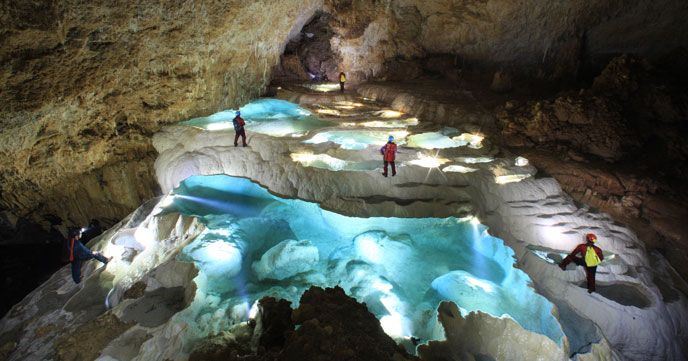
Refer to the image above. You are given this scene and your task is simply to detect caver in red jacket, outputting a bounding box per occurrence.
[381,142,397,161]
[380,141,397,177]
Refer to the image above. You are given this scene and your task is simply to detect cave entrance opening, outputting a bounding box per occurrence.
[272,11,341,83]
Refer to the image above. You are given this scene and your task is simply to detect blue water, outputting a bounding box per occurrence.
[304,130,408,150]
[166,175,564,344]
[181,99,333,137]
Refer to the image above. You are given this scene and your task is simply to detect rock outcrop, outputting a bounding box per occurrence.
[497,54,688,279]
[1,0,323,235]
[190,286,418,361]
[418,302,572,361]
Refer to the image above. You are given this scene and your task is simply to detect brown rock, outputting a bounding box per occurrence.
[55,313,134,361]
[189,287,418,361]
[122,281,147,300]
[252,297,294,351]
[282,286,417,361]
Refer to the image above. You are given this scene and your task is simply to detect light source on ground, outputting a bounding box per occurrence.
[457,157,494,164]
[452,133,484,149]
[515,156,529,167]
[377,110,403,118]
[361,118,419,128]
[104,243,125,259]
[290,152,347,171]
[408,153,450,168]
[316,108,341,116]
[134,226,156,249]
[303,130,408,150]
[306,83,340,92]
[442,165,478,173]
[290,152,317,163]
[206,122,233,131]
[334,100,364,107]
[495,174,531,184]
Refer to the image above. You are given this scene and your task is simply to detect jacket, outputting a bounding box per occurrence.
[380,142,397,161]
[233,116,245,131]
[568,243,603,266]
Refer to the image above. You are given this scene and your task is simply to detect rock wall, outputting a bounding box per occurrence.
[322,0,688,82]
[0,0,323,234]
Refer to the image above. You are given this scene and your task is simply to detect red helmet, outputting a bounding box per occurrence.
[586,233,597,243]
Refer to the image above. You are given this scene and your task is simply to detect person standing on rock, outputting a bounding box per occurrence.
[233,111,247,147]
[339,72,346,93]
[559,233,604,293]
[381,135,397,177]
[68,228,111,284]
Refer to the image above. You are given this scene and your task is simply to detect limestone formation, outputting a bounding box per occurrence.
[2,1,688,361]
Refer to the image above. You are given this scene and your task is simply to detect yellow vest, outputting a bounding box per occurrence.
[585,246,601,267]
[340,74,346,82]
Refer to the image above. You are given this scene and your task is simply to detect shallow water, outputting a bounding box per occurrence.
[181,99,332,137]
[162,175,564,345]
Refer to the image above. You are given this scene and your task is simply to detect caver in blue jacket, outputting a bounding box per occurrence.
[69,229,110,283]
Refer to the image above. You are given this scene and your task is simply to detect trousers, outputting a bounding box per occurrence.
[234,128,247,146]
[71,252,108,283]
[383,161,396,176]
[563,256,597,292]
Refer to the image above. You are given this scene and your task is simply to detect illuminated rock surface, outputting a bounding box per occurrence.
[3,86,686,361]
[0,1,687,360]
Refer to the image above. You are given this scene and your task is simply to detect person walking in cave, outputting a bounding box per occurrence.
[559,233,604,293]
[68,228,111,284]
[381,135,397,177]
[233,111,247,147]
[339,72,346,93]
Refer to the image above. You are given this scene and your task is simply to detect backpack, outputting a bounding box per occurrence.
[585,246,601,267]
[383,143,396,160]
[233,116,244,131]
